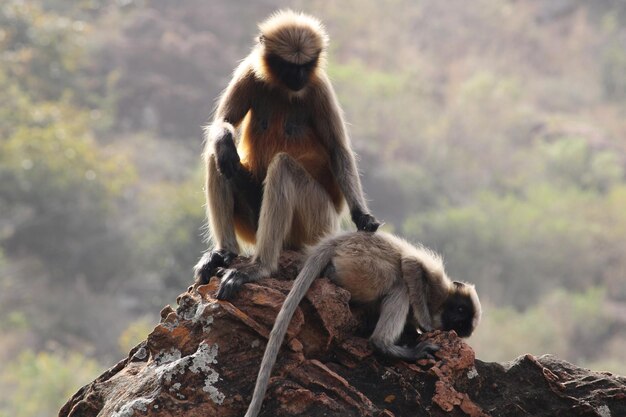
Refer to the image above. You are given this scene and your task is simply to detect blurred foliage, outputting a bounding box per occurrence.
[472,287,626,375]
[118,318,154,355]
[0,1,86,101]
[602,42,626,101]
[404,182,626,306]
[136,171,206,289]
[0,93,136,288]
[0,350,102,417]
[0,311,28,333]
[540,136,624,190]
[0,0,114,114]
[1,1,626,415]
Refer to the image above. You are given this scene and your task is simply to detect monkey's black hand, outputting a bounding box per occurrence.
[351,208,381,232]
[215,133,240,179]
[215,268,251,300]
[412,341,440,361]
[194,249,237,285]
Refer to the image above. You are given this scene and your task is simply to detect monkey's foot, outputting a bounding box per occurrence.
[215,269,251,300]
[411,341,440,361]
[215,262,269,300]
[372,340,440,362]
[194,249,237,285]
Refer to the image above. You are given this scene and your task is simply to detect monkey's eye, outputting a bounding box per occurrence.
[457,306,464,313]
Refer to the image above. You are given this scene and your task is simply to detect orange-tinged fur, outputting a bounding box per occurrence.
[237,105,343,212]
[235,107,343,247]
[234,216,257,245]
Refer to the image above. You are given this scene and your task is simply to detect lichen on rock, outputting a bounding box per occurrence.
[59,252,626,417]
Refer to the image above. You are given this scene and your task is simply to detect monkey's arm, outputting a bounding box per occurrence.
[206,65,255,178]
[312,76,380,232]
[401,257,434,331]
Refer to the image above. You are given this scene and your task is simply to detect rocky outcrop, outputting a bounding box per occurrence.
[59,252,626,417]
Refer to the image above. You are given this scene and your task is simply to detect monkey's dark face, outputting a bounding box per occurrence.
[265,53,319,91]
[441,292,476,338]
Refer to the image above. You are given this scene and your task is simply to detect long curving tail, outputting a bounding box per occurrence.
[244,238,338,417]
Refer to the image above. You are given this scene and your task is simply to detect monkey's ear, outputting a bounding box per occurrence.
[258,35,266,44]
[452,281,464,288]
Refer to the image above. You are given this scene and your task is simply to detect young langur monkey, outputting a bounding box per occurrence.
[244,231,482,417]
[194,10,380,299]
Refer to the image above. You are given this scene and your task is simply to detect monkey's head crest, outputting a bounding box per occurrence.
[258,10,328,65]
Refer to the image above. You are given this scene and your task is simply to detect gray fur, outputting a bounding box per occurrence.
[401,258,433,331]
[313,73,368,214]
[205,154,239,254]
[254,153,338,271]
[200,67,255,256]
[370,284,410,352]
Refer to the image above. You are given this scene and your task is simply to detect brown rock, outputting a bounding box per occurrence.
[59,252,626,417]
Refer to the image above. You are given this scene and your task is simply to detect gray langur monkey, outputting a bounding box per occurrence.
[194,10,380,299]
[244,231,482,417]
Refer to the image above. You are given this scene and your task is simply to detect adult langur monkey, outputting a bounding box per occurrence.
[194,10,380,299]
[244,231,482,417]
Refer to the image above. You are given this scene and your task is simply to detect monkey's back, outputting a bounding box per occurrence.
[331,232,403,303]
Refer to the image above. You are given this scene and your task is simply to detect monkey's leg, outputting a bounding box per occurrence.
[257,153,338,265]
[194,154,245,285]
[401,258,434,331]
[216,152,337,299]
[370,284,439,361]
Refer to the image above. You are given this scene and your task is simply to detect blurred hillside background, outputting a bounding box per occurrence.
[2,0,626,415]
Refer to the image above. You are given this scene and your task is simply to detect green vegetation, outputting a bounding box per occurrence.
[0,350,102,417]
[118,318,154,355]
[404,182,626,306]
[2,1,626,415]
[472,288,626,375]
